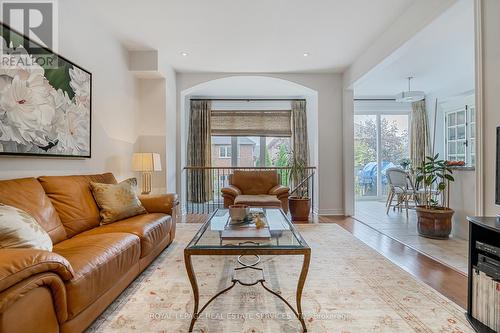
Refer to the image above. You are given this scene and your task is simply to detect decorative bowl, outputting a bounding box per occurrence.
[229,204,250,222]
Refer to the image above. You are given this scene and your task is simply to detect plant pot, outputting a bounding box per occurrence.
[289,196,311,222]
[415,206,454,239]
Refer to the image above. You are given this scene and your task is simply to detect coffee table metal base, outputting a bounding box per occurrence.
[184,252,310,332]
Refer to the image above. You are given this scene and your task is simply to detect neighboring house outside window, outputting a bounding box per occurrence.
[211,137,255,167]
[219,146,231,158]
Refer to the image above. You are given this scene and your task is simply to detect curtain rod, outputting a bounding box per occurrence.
[354,98,396,101]
[189,98,306,101]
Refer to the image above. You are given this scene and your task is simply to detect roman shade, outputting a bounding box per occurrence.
[211,110,292,137]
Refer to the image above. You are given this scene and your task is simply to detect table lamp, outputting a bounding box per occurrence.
[132,152,162,194]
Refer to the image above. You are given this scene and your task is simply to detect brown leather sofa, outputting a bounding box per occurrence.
[221,170,290,213]
[0,173,179,333]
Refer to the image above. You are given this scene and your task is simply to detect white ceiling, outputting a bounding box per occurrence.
[85,0,417,73]
[354,0,474,97]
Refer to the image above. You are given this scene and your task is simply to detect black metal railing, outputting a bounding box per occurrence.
[182,166,316,214]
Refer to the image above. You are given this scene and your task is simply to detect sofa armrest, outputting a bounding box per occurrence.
[221,185,242,198]
[139,193,179,216]
[269,185,290,197]
[0,249,74,293]
[0,272,68,324]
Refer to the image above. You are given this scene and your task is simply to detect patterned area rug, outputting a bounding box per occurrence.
[87,224,472,333]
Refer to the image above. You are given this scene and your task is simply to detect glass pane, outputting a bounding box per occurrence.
[470,139,475,154]
[354,115,378,198]
[457,110,466,124]
[448,127,456,140]
[448,142,456,155]
[264,137,291,167]
[470,107,475,121]
[264,137,292,185]
[457,154,466,161]
[236,136,258,167]
[457,125,466,139]
[211,137,232,167]
[189,208,307,249]
[380,115,409,196]
[470,124,475,139]
[457,140,466,154]
[448,113,456,126]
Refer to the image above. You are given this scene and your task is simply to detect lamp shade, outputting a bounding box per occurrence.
[132,153,162,172]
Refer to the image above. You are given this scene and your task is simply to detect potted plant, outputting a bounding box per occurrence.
[288,154,310,221]
[415,154,455,239]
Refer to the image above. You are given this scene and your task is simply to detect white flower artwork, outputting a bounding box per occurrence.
[0,24,91,157]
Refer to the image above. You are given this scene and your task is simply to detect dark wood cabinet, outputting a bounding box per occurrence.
[466,216,500,333]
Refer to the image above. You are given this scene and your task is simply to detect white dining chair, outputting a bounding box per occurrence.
[385,167,413,218]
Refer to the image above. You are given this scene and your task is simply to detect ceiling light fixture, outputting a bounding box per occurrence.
[395,76,425,103]
[181,52,188,57]
[303,52,310,57]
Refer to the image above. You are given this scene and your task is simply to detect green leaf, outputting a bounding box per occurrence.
[44,62,75,99]
[444,174,455,181]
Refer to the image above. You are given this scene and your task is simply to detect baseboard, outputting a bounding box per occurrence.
[316,208,345,216]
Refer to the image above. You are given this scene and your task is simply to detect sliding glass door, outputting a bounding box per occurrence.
[354,113,409,200]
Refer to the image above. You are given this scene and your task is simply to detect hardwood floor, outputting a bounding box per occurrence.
[181,213,468,309]
[355,201,468,274]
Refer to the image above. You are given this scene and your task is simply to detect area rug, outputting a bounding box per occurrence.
[87,224,473,333]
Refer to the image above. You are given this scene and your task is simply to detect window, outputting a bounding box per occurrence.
[263,137,291,167]
[445,105,475,166]
[209,103,295,167]
[469,106,476,166]
[354,113,410,199]
[219,146,231,158]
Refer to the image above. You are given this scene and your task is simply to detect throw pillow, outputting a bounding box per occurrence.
[0,203,53,251]
[90,178,147,224]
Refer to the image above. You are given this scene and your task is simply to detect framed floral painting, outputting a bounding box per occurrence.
[0,23,91,158]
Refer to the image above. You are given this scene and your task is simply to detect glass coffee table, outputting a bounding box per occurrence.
[184,208,311,332]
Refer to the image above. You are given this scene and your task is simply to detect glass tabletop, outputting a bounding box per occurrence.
[186,208,309,250]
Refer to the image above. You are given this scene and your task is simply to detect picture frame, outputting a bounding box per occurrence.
[0,22,91,158]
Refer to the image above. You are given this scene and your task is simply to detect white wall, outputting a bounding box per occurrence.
[426,92,474,159]
[135,78,167,193]
[177,73,344,215]
[425,93,476,239]
[156,62,177,193]
[481,0,500,215]
[0,1,140,181]
[449,169,475,238]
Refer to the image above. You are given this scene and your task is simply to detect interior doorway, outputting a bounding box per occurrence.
[349,0,475,274]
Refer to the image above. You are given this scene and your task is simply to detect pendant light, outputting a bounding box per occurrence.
[395,76,425,103]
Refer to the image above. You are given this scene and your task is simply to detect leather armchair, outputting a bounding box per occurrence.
[221,170,290,213]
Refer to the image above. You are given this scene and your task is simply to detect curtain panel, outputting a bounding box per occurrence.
[187,100,213,203]
[410,100,430,170]
[211,110,292,137]
[291,100,309,165]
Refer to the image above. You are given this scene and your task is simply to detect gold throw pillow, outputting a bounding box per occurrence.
[90,178,147,224]
[0,203,53,251]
